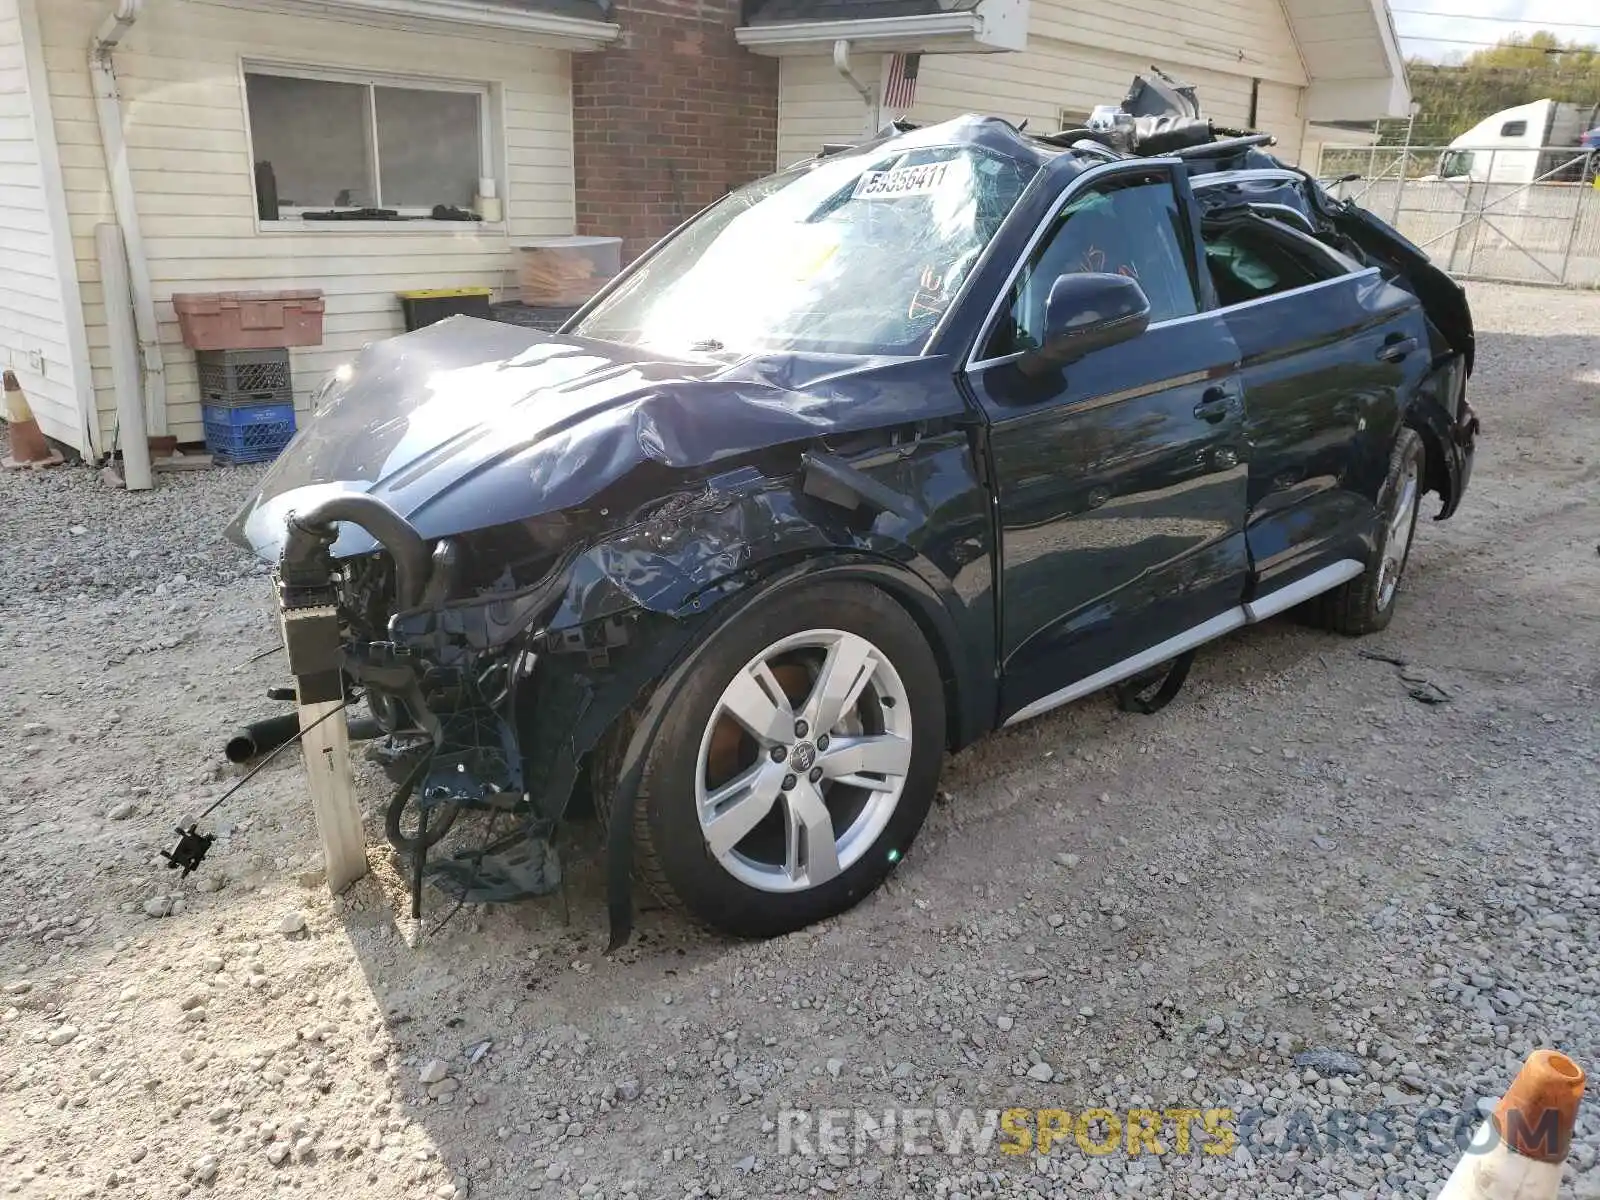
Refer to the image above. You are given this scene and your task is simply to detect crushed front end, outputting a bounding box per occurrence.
[270,492,549,911]
[254,446,892,939]
[268,484,724,920]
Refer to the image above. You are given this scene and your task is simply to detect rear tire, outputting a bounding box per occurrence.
[595,580,946,938]
[1313,427,1425,636]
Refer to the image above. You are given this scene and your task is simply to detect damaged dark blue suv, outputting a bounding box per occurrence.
[229,77,1478,944]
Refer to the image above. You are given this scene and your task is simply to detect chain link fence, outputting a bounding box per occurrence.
[1315,145,1600,289]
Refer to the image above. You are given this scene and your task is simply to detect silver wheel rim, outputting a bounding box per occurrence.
[694,629,913,894]
[1377,456,1421,611]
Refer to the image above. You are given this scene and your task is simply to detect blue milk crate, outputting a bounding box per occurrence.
[202,400,296,464]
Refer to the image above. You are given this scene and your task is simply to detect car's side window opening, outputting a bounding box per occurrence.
[1200,214,1356,308]
[985,172,1200,360]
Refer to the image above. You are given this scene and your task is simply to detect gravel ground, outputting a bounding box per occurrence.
[2,282,1598,1200]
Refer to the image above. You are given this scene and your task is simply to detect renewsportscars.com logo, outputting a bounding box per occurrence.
[776,1104,1564,1162]
[778,1108,1236,1159]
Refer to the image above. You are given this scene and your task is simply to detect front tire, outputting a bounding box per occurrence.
[1314,427,1425,636]
[597,580,946,938]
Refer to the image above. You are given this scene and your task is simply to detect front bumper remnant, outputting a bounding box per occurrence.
[275,493,580,919]
[274,496,432,901]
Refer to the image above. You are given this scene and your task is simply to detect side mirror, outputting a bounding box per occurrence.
[1020,272,1152,376]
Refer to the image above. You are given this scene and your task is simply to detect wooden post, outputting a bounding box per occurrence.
[281,605,368,893]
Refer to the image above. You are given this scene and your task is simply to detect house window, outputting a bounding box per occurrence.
[245,67,491,222]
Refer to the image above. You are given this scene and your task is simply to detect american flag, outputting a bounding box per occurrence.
[884,52,921,112]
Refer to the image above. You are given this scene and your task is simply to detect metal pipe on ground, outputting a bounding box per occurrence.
[225,712,384,764]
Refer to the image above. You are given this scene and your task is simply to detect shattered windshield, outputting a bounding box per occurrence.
[572,143,1038,358]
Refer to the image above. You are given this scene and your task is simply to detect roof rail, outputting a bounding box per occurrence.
[1173,133,1276,159]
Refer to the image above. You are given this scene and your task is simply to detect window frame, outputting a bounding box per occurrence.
[1439,149,1476,179]
[1185,174,1383,314]
[241,60,498,228]
[967,160,1205,372]
[1197,208,1365,309]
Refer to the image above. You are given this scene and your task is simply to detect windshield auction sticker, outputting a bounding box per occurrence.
[853,162,953,200]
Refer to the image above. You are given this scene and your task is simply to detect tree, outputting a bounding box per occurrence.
[1389,33,1600,146]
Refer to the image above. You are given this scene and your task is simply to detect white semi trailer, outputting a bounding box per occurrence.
[1435,98,1600,185]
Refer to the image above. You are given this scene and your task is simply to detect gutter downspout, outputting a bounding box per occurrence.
[832,39,879,138]
[90,0,169,441]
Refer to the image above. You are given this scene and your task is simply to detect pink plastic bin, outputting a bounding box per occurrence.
[172,290,326,351]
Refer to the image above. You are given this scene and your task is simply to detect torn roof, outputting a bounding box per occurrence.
[743,0,980,24]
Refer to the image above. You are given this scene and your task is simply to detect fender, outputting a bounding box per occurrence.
[526,453,993,763]
[384,456,994,922]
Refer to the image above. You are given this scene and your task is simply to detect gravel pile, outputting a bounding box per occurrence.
[2,283,1598,1199]
[0,436,269,608]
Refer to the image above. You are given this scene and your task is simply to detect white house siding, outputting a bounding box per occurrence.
[35,0,576,448]
[1253,80,1306,167]
[1026,0,1306,91]
[776,53,881,170]
[0,0,87,451]
[775,0,1311,170]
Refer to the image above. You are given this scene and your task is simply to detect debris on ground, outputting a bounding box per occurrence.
[1361,647,1454,705]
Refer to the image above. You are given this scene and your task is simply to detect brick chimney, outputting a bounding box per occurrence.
[572,0,779,263]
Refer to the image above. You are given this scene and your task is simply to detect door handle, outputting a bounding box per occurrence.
[1193,388,1235,424]
[1377,335,1420,363]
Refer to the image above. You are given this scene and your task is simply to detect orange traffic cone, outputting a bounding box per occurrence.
[2,369,64,470]
[1439,1049,1586,1200]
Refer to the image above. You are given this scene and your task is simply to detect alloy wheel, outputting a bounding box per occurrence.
[1377,455,1421,611]
[693,629,913,893]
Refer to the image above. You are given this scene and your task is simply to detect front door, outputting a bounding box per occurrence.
[963,166,1251,724]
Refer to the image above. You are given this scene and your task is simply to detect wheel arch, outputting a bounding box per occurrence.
[755,556,988,754]
[586,550,986,951]
[602,551,987,765]
[1403,385,1467,522]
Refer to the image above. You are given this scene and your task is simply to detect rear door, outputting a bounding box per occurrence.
[1196,210,1431,590]
[964,165,1251,724]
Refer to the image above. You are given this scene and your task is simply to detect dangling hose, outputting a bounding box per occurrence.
[384,754,460,853]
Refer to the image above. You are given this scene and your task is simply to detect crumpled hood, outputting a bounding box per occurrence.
[226,316,960,561]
